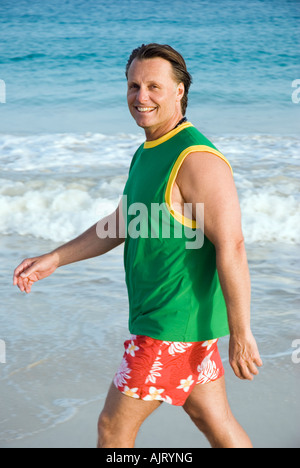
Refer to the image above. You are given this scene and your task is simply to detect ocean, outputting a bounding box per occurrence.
[0,0,299,447]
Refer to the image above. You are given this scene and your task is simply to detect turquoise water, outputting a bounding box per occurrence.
[0,0,299,133]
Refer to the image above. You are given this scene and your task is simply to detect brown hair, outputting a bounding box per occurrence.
[125,43,192,115]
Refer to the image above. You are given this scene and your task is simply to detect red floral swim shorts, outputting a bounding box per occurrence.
[113,334,224,406]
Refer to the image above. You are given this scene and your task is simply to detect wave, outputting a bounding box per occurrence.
[9,53,48,62]
[0,178,120,242]
[0,132,299,244]
[4,52,99,64]
[0,182,297,244]
[241,191,299,244]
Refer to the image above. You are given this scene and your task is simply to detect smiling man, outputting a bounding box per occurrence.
[127,54,186,140]
[13,43,262,448]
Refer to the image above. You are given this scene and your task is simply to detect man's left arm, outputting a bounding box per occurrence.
[176,152,263,380]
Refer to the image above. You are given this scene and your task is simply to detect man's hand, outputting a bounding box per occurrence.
[13,253,59,294]
[229,332,263,381]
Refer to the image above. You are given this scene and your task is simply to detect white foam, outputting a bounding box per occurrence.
[0,132,299,244]
[0,179,120,242]
[241,191,299,244]
[0,132,142,173]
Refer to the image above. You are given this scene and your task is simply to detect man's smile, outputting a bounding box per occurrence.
[135,106,157,113]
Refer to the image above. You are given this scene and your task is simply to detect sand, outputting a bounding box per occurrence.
[1,356,299,449]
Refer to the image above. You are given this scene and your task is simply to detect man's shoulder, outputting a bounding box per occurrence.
[129,143,144,173]
[178,124,233,175]
[182,124,218,149]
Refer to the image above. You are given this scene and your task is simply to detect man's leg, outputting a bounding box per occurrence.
[183,376,252,448]
[97,382,161,448]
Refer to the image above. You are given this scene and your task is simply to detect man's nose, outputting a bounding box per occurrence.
[136,86,149,103]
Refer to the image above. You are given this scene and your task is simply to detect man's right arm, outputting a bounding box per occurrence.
[53,201,125,267]
[13,202,125,294]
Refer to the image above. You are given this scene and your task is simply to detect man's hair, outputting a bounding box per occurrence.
[125,43,192,115]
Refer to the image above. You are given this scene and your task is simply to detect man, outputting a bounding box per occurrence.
[13,43,262,448]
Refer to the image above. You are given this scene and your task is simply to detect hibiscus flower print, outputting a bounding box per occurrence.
[197,351,219,384]
[163,341,193,356]
[143,387,165,401]
[176,375,194,392]
[145,355,163,384]
[122,386,140,399]
[163,395,173,405]
[126,340,140,357]
[201,339,218,350]
[114,357,131,388]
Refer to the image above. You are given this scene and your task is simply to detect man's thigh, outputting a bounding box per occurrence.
[183,376,231,423]
[100,382,161,433]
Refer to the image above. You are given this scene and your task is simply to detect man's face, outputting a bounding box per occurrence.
[127,57,184,132]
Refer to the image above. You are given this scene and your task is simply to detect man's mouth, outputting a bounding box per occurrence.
[135,107,157,113]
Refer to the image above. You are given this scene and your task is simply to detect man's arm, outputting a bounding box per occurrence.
[13,202,125,294]
[53,201,125,267]
[176,152,263,380]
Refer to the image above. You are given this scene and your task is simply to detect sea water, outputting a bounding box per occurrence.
[0,0,299,445]
[0,0,299,134]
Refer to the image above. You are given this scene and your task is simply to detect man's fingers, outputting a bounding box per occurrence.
[238,360,254,380]
[247,360,260,376]
[13,265,24,285]
[24,278,34,294]
[229,334,263,381]
[13,259,34,284]
[231,358,259,381]
[13,258,38,293]
[245,354,263,378]
[16,276,28,293]
[17,277,25,292]
[254,356,263,368]
[231,361,244,380]
[18,263,38,282]
[20,266,36,279]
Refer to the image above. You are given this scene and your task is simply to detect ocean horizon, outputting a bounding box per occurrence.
[0,0,299,135]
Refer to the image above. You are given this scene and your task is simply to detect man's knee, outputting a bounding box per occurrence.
[183,400,231,436]
[184,407,210,434]
[97,411,116,448]
[97,410,136,449]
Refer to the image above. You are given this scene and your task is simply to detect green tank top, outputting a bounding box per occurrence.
[123,122,232,342]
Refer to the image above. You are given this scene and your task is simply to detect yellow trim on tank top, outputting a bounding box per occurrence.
[165,145,234,228]
[143,122,193,149]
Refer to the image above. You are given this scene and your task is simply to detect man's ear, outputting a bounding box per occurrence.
[176,82,185,102]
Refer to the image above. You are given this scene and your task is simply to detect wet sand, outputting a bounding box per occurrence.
[2,355,299,449]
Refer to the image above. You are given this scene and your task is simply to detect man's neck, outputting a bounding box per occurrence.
[144,113,184,142]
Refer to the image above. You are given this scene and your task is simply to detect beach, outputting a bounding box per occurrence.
[1,333,299,448]
[0,0,299,449]
[1,354,299,449]
[1,234,299,448]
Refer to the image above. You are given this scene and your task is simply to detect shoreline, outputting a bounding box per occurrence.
[1,357,299,449]
[1,103,299,137]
